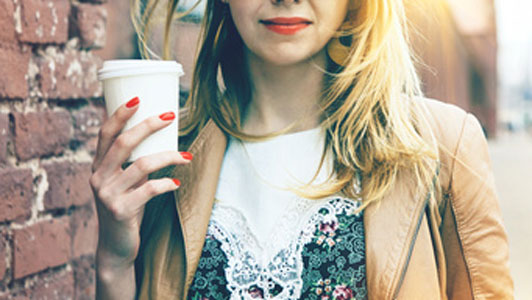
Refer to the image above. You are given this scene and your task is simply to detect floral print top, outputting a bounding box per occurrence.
[188,197,367,300]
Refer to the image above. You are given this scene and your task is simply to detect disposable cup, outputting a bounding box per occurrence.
[98,59,184,161]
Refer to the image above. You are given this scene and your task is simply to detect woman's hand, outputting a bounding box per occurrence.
[89,97,192,298]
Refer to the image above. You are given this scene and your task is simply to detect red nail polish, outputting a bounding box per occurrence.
[159,112,175,121]
[126,97,140,108]
[180,151,193,160]
[172,178,181,187]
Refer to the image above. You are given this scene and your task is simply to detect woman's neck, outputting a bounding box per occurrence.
[242,49,327,135]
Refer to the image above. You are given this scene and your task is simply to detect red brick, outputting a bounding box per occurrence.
[72,256,95,300]
[12,110,72,161]
[0,47,30,99]
[72,105,105,145]
[0,233,7,281]
[0,293,12,300]
[37,47,103,99]
[0,113,10,164]
[29,269,74,300]
[17,0,70,44]
[0,0,17,46]
[5,295,29,300]
[12,217,71,279]
[85,136,98,155]
[70,3,107,49]
[43,162,93,210]
[71,205,98,258]
[0,168,33,223]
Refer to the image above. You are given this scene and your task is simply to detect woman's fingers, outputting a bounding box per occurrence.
[112,151,193,192]
[106,177,181,221]
[93,97,140,172]
[96,111,176,178]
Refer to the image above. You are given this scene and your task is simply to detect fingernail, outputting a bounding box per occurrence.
[172,178,181,187]
[180,151,193,161]
[126,96,140,108]
[159,111,175,121]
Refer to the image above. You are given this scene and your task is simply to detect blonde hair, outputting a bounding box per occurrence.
[132,0,440,210]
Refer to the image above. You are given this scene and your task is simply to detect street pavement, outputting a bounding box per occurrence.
[488,131,532,300]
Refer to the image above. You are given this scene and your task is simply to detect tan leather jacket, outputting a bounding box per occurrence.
[134,98,513,299]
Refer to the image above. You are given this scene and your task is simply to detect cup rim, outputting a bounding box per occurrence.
[98,59,184,80]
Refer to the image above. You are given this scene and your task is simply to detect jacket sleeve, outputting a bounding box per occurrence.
[443,113,513,299]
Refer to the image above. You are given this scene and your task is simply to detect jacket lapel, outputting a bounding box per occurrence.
[364,170,430,299]
[171,119,228,296]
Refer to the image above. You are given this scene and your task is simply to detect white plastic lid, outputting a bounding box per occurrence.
[98,59,184,80]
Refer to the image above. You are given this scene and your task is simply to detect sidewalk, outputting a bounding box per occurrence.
[489,132,532,300]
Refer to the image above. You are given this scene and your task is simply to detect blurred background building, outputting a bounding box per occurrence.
[407,0,499,137]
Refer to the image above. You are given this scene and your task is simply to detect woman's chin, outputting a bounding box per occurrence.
[259,52,322,67]
[244,44,327,67]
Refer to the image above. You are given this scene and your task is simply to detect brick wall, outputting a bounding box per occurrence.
[0,0,202,298]
[0,0,106,298]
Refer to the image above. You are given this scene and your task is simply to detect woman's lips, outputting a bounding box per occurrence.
[260,17,312,35]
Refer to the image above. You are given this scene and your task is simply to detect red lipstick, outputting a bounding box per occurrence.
[260,17,311,35]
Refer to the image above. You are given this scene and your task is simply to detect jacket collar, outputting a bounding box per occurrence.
[172,119,228,296]
[172,119,428,299]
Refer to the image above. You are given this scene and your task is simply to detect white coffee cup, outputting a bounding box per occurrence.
[98,59,184,161]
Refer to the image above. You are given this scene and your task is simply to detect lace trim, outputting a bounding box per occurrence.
[208,197,362,299]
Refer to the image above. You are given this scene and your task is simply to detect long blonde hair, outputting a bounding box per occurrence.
[132,0,440,209]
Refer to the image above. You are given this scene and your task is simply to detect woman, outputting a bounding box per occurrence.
[90,0,513,299]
